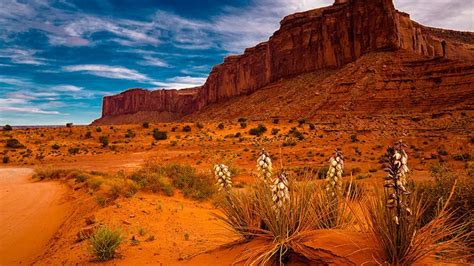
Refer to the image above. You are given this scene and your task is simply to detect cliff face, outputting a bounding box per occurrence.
[101,88,198,117]
[94,0,474,124]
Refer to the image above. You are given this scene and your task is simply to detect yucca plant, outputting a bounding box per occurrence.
[361,140,469,265]
[312,150,354,229]
[213,189,261,241]
[239,178,320,265]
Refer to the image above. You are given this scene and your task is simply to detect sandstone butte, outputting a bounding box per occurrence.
[92,0,474,125]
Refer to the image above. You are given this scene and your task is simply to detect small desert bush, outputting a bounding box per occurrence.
[165,164,216,200]
[152,129,167,141]
[248,124,267,136]
[89,225,122,261]
[51,143,61,150]
[68,147,80,155]
[99,136,109,147]
[182,125,192,132]
[3,155,10,164]
[124,129,135,138]
[3,124,12,131]
[417,164,474,246]
[5,138,25,149]
[130,171,174,196]
[142,122,149,128]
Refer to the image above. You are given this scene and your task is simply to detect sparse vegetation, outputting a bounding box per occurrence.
[89,225,122,261]
[152,129,167,141]
[3,124,12,131]
[142,122,149,128]
[6,138,25,149]
[248,124,267,136]
[99,136,109,147]
[182,125,191,132]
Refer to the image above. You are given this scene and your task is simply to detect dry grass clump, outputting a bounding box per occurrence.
[89,225,122,261]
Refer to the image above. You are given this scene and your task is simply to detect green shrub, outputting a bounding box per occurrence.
[272,118,279,124]
[417,164,474,229]
[271,128,280,135]
[309,123,316,130]
[152,129,167,141]
[142,122,149,128]
[240,122,247,129]
[452,153,471,161]
[95,127,102,132]
[217,123,224,130]
[6,138,25,149]
[289,127,304,140]
[182,125,191,132]
[350,134,358,142]
[298,119,306,126]
[248,124,267,136]
[3,124,12,131]
[99,136,109,147]
[51,143,61,150]
[89,226,122,261]
[68,147,80,155]
[195,122,204,129]
[85,131,92,139]
[124,129,135,138]
[165,164,216,200]
[66,123,73,128]
[3,156,9,164]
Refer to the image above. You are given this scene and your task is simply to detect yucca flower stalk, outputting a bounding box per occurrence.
[271,171,290,212]
[214,164,232,192]
[384,140,411,225]
[326,149,344,197]
[394,140,409,186]
[257,149,273,182]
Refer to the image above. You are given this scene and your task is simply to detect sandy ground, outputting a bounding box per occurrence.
[0,168,71,265]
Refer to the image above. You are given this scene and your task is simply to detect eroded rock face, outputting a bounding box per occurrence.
[95,0,474,124]
[101,88,198,117]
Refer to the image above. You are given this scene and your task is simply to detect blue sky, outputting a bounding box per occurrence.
[0,0,472,125]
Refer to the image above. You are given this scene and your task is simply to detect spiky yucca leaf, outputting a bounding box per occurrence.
[213,190,261,241]
[361,187,469,265]
[237,180,321,265]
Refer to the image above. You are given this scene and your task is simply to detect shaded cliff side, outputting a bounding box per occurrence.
[93,0,474,125]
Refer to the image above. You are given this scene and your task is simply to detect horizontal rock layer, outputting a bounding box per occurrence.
[94,0,474,125]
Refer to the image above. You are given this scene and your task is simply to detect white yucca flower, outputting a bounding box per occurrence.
[214,164,232,191]
[393,140,409,186]
[271,171,290,211]
[326,150,344,197]
[257,149,273,181]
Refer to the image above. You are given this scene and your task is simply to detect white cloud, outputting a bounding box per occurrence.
[0,106,60,114]
[50,85,83,92]
[63,64,151,81]
[137,56,169,67]
[0,48,47,65]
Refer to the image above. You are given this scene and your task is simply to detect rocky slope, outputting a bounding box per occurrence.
[93,0,474,125]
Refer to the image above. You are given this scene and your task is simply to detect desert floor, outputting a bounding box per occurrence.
[0,115,472,264]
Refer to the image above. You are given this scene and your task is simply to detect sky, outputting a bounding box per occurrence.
[0,0,472,125]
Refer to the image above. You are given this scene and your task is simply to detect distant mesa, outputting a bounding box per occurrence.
[92,0,474,125]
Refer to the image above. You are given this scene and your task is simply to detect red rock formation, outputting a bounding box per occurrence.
[93,0,474,125]
[101,88,198,117]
